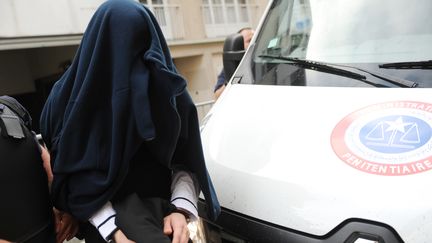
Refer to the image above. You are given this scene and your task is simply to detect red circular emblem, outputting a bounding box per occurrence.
[331,101,432,176]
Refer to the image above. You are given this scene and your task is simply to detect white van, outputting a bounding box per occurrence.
[197,0,432,242]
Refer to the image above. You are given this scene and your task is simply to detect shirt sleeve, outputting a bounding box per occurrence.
[213,69,226,92]
[89,201,118,242]
[170,170,200,220]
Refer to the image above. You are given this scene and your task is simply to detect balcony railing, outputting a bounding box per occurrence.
[146,4,185,40]
[195,100,215,125]
[0,1,185,41]
[201,3,259,38]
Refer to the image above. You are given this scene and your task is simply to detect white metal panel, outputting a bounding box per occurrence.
[201,84,432,242]
[68,0,106,33]
[0,0,17,37]
[0,0,105,37]
[1,0,74,37]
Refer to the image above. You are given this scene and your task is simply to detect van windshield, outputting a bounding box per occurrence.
[251,0,432,87]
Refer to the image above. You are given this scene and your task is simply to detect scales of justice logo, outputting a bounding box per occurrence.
[331,101,432,176]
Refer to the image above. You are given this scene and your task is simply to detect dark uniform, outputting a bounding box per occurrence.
[0,96,54,243]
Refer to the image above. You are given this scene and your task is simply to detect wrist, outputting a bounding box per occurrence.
[89,201,118,241]
[107,227,119,243]
[173,208,191,222]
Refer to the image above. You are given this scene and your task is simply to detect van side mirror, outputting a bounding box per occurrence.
[223,33,246,83]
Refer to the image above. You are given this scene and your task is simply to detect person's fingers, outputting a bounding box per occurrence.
[62,213,79,241]
[180,225,190,243]
[67,222,79,241]
[171,221,185,243]
[171,228,181,243]
[63,221,74,241]
[65,229,76,241]
[163,217,173,235]
[56,235,66,243]
[55,220,64,243]
[56,221,70,243]
[53,209,62,233]
[165,212,189,243]
[56,227,68,243]
[56,214,76,243]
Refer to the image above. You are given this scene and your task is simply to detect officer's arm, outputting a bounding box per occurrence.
[40,145,53,185]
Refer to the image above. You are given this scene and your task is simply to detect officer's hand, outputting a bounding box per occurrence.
[40,145,53,185]
[53,208,79,243]
[163,212,190,243]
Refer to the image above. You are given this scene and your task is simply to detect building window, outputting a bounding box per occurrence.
[138,0,185,40]
[139,0,167,26]
[202,0,253,37]
[202,0,250,25]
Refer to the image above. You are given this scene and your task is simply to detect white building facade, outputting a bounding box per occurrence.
[0,0,269,122]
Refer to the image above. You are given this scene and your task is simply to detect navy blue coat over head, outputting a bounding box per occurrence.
[40,0,220,221]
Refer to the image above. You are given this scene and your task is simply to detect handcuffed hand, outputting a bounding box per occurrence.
[163,212,190,243]
[53,208,79,243]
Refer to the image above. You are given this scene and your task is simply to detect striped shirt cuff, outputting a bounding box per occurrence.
[171,170,199,220]
[89,201,118,242]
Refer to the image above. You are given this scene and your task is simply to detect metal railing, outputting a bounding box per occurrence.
[195,100,215,125]
[150,4,185,40]
[201,3,259,37]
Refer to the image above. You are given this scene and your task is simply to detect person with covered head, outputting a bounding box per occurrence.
[40,0,220,242]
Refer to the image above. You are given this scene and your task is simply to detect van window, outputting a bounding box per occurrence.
[250,0,432,87]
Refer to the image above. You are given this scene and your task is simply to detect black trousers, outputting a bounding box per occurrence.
[7,220,56,243]
[82,194,178,243]
[26,222,56,243]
